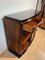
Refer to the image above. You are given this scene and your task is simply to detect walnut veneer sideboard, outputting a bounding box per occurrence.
[3,10,41,57]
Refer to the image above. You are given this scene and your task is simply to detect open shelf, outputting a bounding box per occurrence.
[20,38,30,54]
[24,20,39,27]
[23,18,42,33]
[21,31,31,44]
[23,23,34,33]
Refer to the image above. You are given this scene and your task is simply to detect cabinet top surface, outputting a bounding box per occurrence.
[5,10,40,21]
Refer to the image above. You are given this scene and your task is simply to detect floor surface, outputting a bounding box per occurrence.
[0,29,45,60]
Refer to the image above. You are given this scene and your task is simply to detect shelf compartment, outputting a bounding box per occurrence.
[23,23,34,33]
[23,21,38,33]
[23,19,41,33]
[21,31,31,44]
[20,38,30,54]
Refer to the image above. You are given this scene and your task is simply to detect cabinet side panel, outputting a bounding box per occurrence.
[3,18,21,54]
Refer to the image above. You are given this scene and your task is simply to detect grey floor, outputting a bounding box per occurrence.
[0,29,45,60]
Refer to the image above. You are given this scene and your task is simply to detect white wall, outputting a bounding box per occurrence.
[0,19,7,55]
[36,0,42,14]
[0,0,39,55]
[0,0,38,18]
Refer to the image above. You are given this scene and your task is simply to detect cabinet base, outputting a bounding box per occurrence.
[8,48,27,58]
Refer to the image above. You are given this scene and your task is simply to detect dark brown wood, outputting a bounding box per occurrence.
[41,0,45,18]
[3,17,22,54]
[39,0,45,29]
[3,17,33,56]
[3,10,42,57]
[3,16,36,57]
[39,18,45,29]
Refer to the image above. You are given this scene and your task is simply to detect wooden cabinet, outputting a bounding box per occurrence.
[3,10,41,57]
[3,17,33,57]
